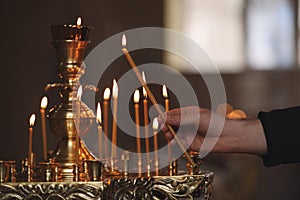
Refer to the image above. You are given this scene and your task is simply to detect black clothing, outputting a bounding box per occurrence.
[258,106,300,167]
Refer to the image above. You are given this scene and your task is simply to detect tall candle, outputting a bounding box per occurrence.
[134,89,142,176]
[163,85,172,163]
[96,103,103,160]
[75,17,81,40]
[121,34,196,168]
[76,86,82,164]
[103,87,110,159]
[111,79,118,158]
[152,117,159,176]
[28,114,36,166]
[40,96,48,161]
[162,85,169,112]
[142,71,150,163]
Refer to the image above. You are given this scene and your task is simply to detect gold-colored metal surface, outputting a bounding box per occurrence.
[46,27,96,181]
[0,172,213,200]
[0,22,215,200]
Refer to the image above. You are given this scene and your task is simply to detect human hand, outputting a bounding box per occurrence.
[158,106,267,155]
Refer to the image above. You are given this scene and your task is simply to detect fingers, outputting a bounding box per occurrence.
[165,107,201,127]
[158,107,202,137]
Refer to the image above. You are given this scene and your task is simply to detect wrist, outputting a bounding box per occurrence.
[221,118,267,155]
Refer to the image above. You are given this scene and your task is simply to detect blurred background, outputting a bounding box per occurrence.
[1,0,300,199]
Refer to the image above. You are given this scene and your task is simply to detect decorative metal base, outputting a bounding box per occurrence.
[0,172,213,200]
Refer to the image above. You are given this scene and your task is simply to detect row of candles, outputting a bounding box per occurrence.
[96,79,171,172]
[26,79,172,169]
[25,33,184,173]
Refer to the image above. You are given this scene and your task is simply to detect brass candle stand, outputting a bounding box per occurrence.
[0,21,214,199]
[45,24,97,181]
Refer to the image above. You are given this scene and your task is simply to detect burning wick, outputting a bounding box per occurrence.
[40,96,48,161]
[28,114,36,166]
[111,79,118,158]
[134,89,142,176]
[142,71,150,163]
[76,17,82,27]
[103,87,111,159]
[162,85,172,168]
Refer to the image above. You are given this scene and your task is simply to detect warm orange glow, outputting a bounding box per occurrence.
[112,79,119,98]
[77,86,83,100]
[216,103,233,117]
[152,117,159,131]
[77,17,82,26]
[96,102,102,124]
[134,89,140,103]
[29,114,36,127]
[227,109,247,119]
[122,34,127,47]
[40,96,48,109]
[234,109,247,118]
[103,87,111,100]
[162,85,168,98]
[142,71,147,98]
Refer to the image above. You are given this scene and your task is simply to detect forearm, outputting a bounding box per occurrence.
[218,118,267,155]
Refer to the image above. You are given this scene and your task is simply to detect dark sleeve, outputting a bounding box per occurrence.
[258,106,300,167]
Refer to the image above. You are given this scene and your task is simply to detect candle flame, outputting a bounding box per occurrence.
[142,71,147,98]
[40,96,48,109]
[29,114,36,127]
[112,79,119,98]
[77,17,82,26]
[122,34,127,47]
[103,87,111,100]
[96,102,102,124]
[134,89,140,103]
[162,85,168,98]
[152,117,159,131]
[77,86,83,100]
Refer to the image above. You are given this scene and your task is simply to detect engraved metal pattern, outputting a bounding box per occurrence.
[0,182,103,200]
[108,173,213,200]
[0,172,213,200]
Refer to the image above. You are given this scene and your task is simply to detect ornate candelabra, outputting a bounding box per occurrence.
[0,19,214,200]
[46,22,96,181]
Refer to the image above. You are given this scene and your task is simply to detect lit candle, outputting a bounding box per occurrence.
[134,89,142,176]
[162,85,169,112]
[40,96,48,161]
[76,86,82,164]
[152,117,159,176]
[103,87,110,159]
[96,103,103,160]
[28,114,36,166]
[75,17,81,40]
[142,71,150,163]
[111,79,119,158]
[121,34,196,168]
[76,17,81,28]
[163,85,172,164]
